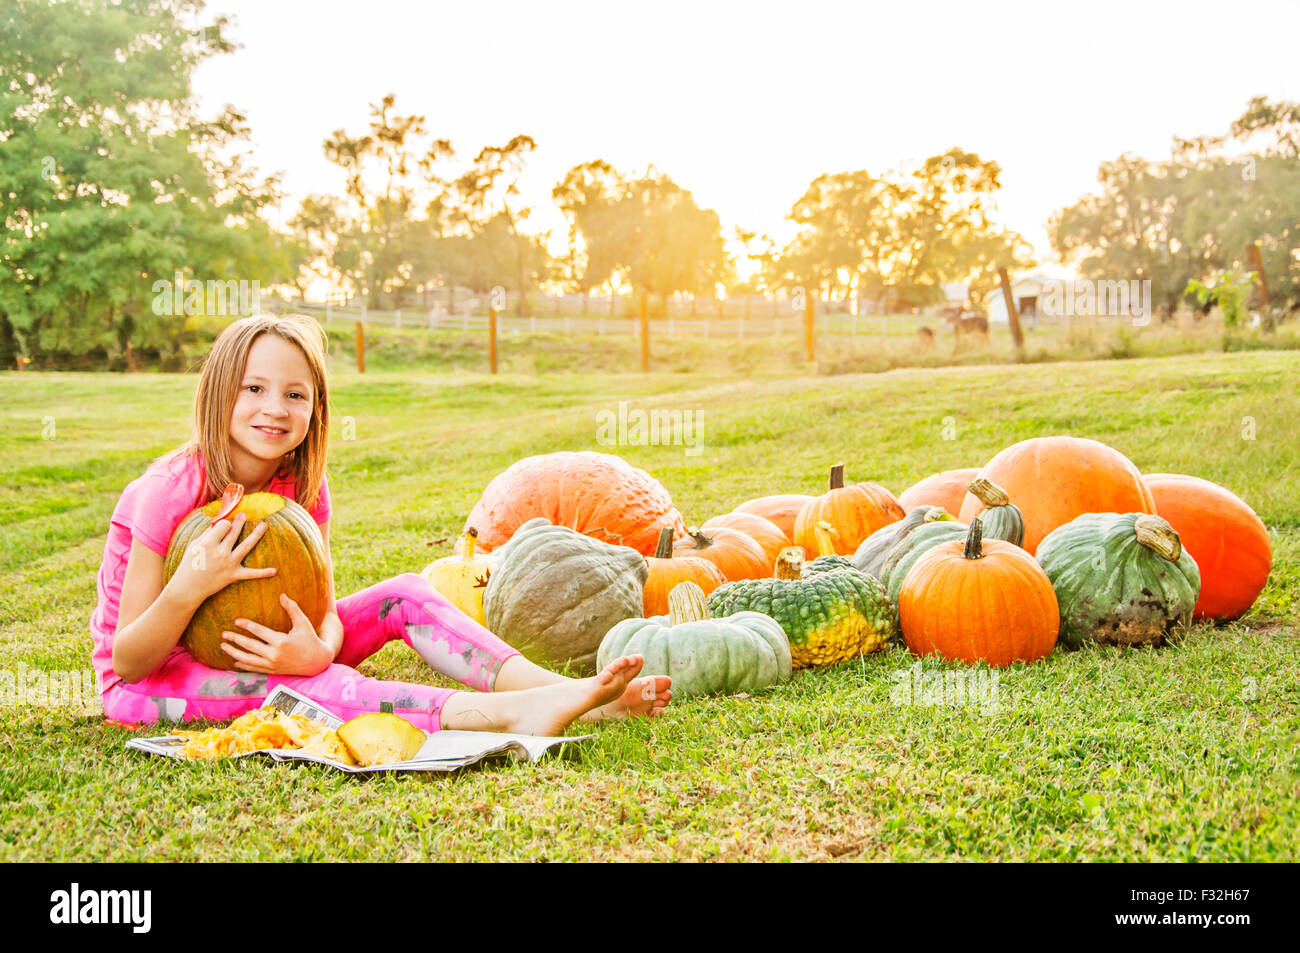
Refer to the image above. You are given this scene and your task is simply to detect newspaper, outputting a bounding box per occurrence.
[126,684,594,775]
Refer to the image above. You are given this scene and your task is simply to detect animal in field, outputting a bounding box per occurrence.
[917,325,936,350]
[944,308,989,348]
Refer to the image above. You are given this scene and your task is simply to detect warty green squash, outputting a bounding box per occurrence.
[707,547,894,669]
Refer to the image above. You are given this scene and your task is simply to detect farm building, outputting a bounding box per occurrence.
[984,274,1054,324]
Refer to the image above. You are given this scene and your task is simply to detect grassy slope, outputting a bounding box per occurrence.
[1,351,1297,861]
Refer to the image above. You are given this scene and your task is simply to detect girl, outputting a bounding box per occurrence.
[92,313,672,735]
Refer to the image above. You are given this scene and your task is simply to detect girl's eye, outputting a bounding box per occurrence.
[246,384,261,394]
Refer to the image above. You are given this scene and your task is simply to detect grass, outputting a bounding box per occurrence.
[1,350,1298,860]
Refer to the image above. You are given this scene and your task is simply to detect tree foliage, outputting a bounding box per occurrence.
[0,0,298,368]
[1049,97,1300,320]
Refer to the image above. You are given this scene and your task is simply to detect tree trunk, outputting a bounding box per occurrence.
[0,313,18,370]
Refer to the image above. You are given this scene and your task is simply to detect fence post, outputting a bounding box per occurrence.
[489,306,498,374]
[326,304,332,329]
[354,321,365,374]
[428,309,436,330]
[639,292,650,371]
[804,294,816,362]
[1246,240,1273,330]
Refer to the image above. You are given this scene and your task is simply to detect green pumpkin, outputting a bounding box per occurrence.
[483,517,647,673]
[708,547,894,669]
[965,478,1024,547]
[597,582,791,697]
[880,520,970,609]
[852,505,953,578]
[1036,513,1201,648]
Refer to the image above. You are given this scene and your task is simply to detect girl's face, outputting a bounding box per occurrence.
[228,334,315,480]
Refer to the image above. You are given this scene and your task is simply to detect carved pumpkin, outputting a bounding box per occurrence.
[959,436,1155,554]
[163,486,330,671]
[463,451,685,557]
[793,463,904,557]
[1142,473,1271,621]
[898,519,1059,667]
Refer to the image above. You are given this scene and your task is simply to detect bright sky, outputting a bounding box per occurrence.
[193,0,1297,279]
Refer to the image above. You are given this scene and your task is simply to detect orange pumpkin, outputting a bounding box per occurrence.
[701,512,791,574]
[463,451,685,557]
[643,527,727,617]
[793,463,903,557]
[899,519,1059,667]
[959,436,1155,555]
[673,525,769,582]
[733,494,815,540]
[1142,473,1272,621]
[898,468,981,515]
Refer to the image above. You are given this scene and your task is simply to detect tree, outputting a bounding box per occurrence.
[1050,97,1300,320]
[0,0,296,369]
[553,162,727,312]
[769,150,1030,310]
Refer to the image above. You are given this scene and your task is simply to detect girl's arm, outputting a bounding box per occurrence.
[112,515,274,683]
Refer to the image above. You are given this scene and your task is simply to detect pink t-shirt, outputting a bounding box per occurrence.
[90,448,330,692]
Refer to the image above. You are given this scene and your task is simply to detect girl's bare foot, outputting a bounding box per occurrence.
[441,655,656,736]
[580,674,673,723]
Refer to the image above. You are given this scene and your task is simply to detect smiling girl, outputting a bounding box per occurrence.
[92,314,671,735]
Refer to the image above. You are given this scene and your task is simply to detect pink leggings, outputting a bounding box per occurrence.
[100,573,521,731]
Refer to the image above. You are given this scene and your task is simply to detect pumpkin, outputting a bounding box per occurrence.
[420,527,494,625]
[337,712,426,766]
[163,485,330,671]
[674,525,769,582]
[708,546,895,669]
[852,505,954,578]
[959,436,1155,555]
[483,517,648,674]
[1142,473,1272,621]
[793,463,904,557]
[898,518,1059,666]
[701,512,791,574]
[1036,513,1201,649]
[897,468,981,515]
[965,478,1024,547]
[734,494,815,540]
[879,519,970,610]
[463,451,686,557]
[643,526,727,617]
[597,581,792,697]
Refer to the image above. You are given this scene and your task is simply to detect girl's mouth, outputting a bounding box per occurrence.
[254,426,289,438]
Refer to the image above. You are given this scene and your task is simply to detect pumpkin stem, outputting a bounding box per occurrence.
[654,526,675,559]
[968,478,1010,509]
[1133,515,1182,562]
[685,528,714,550]
[962,517,984,559]
[464,526,478,560]
[667,581,711,625]
[774,547,804,579]
[828,463,845,490]
[814,520,838,557]
[923,507,953,523]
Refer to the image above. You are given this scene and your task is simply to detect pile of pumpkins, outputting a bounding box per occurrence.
[421,440,1273,699]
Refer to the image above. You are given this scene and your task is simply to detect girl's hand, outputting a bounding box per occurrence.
[167,514,277,604]
[219,593,333,676]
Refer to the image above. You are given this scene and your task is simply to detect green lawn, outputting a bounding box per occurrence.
[1,351,1297,860]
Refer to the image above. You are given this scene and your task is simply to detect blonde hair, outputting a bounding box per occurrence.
[169,314,330,511]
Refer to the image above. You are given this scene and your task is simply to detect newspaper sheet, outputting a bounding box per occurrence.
[126,684,593,774]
